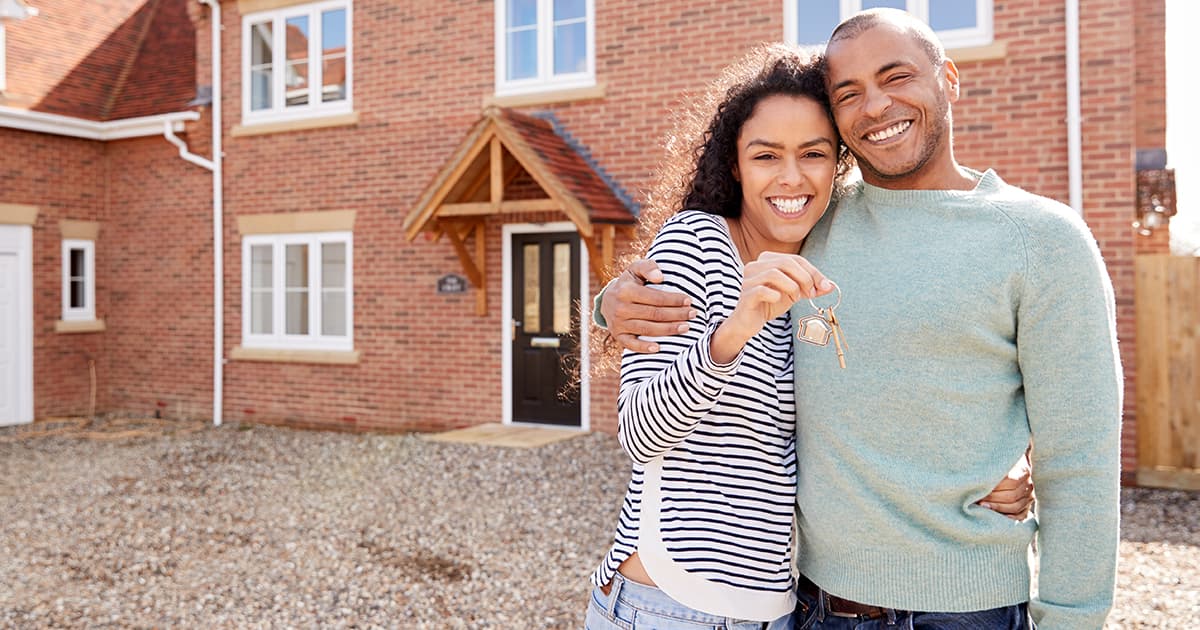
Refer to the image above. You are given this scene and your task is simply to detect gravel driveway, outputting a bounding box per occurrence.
[0,422,1196,629]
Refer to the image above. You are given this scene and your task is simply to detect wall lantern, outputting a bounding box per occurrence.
[1133,169,1177,237]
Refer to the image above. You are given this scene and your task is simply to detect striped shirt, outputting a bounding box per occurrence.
[591,210,798,621]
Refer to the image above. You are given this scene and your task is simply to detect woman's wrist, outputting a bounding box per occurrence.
[711,315,758,364]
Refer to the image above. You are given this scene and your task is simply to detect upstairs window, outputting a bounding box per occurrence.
[495,0,595,96]
[242,232,353,351]
[61,239,95,322]
[785,0,993,51]
[242,0,352,124]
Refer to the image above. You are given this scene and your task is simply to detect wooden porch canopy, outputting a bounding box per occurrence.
[403,106,636,314]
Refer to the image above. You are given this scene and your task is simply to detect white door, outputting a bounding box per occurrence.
[0,225,32,426]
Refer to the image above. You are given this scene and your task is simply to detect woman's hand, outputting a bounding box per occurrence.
[977,449,1035,520]
[711,252,832,363]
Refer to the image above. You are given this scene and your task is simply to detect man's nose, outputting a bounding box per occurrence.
[863,85,892,119]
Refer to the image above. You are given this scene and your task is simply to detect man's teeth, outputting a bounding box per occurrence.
[770,196,810,214]
[866,121,911,142]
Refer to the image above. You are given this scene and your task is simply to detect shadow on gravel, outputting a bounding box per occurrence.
[1118,487,1200,546]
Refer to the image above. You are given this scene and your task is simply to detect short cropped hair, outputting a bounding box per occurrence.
[829,8,946,67]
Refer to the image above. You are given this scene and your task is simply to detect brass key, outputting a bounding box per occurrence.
[827,305,848,369]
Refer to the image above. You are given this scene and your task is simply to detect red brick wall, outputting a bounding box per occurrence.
[1,128,108,417]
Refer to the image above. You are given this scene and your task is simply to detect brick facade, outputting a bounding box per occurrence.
[0,0,1168,475]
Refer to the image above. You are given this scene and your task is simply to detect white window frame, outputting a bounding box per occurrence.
[494,0,596,96]
[0,24,7,93]
[61,239,96,322]
[241,231,353,351]
[784,0,993,50]
[241,0,353,125]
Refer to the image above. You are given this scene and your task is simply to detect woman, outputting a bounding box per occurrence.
[585,43,848,630]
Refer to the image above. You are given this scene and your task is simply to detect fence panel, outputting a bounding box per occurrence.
[1135,255,1200,490]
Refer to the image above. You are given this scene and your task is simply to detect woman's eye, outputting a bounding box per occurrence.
[753,153,777,161]
[803,152,827,160]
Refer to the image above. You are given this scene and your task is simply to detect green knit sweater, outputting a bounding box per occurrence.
[791,169,1121,629]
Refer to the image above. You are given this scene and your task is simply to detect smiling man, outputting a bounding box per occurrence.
[781,10,1122,630]
[597,8,1122,630]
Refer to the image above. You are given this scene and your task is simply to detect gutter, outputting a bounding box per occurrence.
[198,0,224,427]
[1065,0,1083,214]
[0,105,198,140]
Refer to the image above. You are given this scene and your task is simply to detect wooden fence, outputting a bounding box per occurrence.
[1135,255,1200,490]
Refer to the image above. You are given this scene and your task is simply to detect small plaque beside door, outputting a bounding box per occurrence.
[437,273,468,294]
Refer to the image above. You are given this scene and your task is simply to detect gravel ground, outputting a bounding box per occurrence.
[0,421,1196,629]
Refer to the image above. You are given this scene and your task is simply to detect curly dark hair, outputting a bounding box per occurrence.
[627,42,854,261]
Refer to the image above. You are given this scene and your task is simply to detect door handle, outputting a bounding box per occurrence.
[511,319,520,340]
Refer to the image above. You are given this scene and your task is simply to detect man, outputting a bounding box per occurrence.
[598,9,1121,629]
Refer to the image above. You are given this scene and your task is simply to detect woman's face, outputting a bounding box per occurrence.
[732,94,839,255]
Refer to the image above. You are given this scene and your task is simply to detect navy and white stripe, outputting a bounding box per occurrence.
[592,210,798,610]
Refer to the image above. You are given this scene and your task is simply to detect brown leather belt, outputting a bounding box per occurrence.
[796,575,890,620]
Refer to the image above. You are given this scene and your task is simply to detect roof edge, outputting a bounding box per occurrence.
[0,106,200,140]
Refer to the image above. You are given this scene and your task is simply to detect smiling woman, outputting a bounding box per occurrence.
[583,43,850,630]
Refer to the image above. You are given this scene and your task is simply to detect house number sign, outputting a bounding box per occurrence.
[437,273,469,294]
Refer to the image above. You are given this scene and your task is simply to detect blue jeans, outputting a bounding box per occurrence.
[792,583,1032,629]
[585,572,794,630]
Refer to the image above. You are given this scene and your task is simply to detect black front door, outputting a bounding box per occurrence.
[511,232,581,426]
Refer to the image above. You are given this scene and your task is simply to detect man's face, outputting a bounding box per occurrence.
[824,24,959,189]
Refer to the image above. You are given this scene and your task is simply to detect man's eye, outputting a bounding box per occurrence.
[836,92,857,104]
[887,73,911,83]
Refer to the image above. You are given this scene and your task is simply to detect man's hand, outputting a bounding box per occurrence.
[977,449,1035,520]
[600,259,695,353]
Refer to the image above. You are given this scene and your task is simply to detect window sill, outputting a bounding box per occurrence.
[231,111,360,137]
[230,346,360,365]
[947,41,1007,64]
[483,83,606,109]
[55,319,106,334]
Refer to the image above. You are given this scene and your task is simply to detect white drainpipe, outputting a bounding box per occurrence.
[200,0,223,426]
[1066,0,1083,215]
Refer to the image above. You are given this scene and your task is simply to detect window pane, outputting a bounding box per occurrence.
[286,291,309,334]
[285,15,310,107]
[928,0,977,31]
[552,242,571,334]
[794,0,840,45]
[251,245,272,288]
[861,0,906,10]
[321,242,346,289]
[69,248,85,279]
[286,244,309,335]
[250,21,273,111]
[251,291,272,334]
[507,28,537,80]
[322,291,346,336]
[70,279,85,309]
[553,0,585,21]
[522,243,540,333]
[553,21,586,75]
[507,0,537,27]
[286,244,308,288]
[321,9,347,102]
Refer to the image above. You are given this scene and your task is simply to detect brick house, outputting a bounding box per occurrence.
[0,0,1170,479]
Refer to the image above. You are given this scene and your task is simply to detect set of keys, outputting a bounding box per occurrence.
[795,282,849,369]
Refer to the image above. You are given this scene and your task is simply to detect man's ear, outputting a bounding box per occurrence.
[942,58,961,103]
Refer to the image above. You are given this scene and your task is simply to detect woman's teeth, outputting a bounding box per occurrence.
[866,120,911,142]
[770,196,810,214]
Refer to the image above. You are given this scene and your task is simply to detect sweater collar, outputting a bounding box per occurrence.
[860,168,1002,207]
